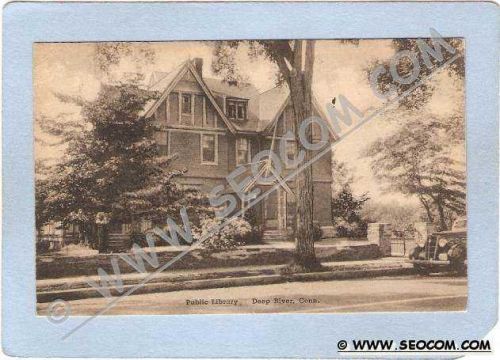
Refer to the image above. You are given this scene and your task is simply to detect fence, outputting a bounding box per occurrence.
[368,222,433,257]
[390,238,416,257]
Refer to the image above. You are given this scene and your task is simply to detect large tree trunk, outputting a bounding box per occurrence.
[287,40,321,271]
[435,198,448,231]
[419,195,434,223]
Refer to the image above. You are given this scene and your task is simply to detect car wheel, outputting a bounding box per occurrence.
[414,264,430,275]
[449,244,467,276]
[451,261,467,276]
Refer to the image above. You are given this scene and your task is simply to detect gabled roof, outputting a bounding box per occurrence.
[203,78,259,99]
[142,61,237,134]
[203,78,262,133]
[257,85,290,133]
[258,87,338,140]
[141,59,334,137]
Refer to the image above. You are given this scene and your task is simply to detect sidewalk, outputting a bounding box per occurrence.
[37,257,413,303]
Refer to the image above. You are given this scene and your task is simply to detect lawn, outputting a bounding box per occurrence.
[36,243,381,279]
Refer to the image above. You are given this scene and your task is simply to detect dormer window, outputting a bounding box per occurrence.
[226,99,247,121]
[228,102,236,118]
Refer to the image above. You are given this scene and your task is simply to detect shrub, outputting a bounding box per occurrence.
[335,221,368,238]
[36,241,51,254]
[130,231,147,248]
[242,226,264,244]
[193,217,252,251]
[331,186,370,238]
[243,208,263,244]
[391,223,416,239]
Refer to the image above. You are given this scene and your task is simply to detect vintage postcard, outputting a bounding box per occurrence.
[3,1,499,358]
[34,37,468,318]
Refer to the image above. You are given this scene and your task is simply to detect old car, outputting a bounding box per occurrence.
[409,217,467,275]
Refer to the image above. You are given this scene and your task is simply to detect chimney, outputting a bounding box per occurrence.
[193,58,203,77]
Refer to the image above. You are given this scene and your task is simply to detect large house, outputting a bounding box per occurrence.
[142,58,335,239]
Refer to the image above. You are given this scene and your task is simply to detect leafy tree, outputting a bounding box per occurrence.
[363,114,466,231]
[364,37,466,231]
[331,189,369,237]
[368,37,464,110]
[94,43,156,79]
[38,82,209,251]
[35,177,51,233]
[212,40,323,271]
[34,42,157,160]
[330,156,369,237]
[361,200,427,237]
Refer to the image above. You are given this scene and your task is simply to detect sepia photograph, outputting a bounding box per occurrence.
[34,38,467,317]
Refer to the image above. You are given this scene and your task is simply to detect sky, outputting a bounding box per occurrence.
[34,40,465,205]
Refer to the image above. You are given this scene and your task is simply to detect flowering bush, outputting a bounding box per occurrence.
[95,212,110,225]
[193,217,252,251]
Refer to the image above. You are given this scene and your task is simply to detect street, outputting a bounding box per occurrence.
[37,275,467,315]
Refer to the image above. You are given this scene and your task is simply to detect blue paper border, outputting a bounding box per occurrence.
[3,1,498,357]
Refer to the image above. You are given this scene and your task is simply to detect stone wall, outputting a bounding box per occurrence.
[367,223,392,256]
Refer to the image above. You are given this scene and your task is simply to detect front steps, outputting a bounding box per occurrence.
[262,229,289,242]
